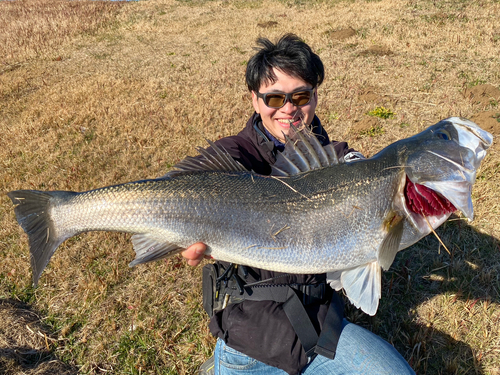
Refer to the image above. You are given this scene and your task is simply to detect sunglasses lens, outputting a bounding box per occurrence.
[265,94,286,108]
[291,91,311,106]
[261,90,313,108]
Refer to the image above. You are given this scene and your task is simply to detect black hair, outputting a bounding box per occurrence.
[245,34,324,93]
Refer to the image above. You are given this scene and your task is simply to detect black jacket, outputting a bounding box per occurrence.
[206,113,358,375]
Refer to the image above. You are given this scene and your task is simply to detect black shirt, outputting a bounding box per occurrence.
[205,113,358,375]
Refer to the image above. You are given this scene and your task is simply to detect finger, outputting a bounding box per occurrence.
[187,258,203,267]
[181,249,197,260]
[181,242,207,260]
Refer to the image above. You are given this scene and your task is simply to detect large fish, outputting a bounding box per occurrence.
[8,117,492,315]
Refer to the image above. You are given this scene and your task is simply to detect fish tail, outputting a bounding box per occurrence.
[7,190,76,286]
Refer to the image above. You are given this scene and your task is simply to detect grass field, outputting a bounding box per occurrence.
[1,0,500,374]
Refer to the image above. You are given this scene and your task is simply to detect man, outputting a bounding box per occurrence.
[182,34,415,375]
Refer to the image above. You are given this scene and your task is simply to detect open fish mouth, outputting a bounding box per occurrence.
[403,117,493,228]
[419,147,476,219]
[451,117,493,165]
[425,118,491,220]
[419,174,474,220]
[402,176,459,235]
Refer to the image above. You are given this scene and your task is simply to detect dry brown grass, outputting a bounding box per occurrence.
[0,0,124,65]
[1,0,500,374]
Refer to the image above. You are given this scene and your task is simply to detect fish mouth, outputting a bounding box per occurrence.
[402,117,493,228]
[421,118,492,220]
[401,175,458,235]
[442,117,493,167]
[419,148,476,219]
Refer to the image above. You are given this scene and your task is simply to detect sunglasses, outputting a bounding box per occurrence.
[256,88,315,109]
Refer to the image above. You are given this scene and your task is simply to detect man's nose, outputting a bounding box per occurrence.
[281,99,298,113]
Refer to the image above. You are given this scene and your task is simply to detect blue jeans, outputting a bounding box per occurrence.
[214,319,415,374]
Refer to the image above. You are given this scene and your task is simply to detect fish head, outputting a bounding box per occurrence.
[402,117,492,223]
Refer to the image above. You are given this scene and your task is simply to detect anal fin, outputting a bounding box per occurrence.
[327,261,382,316]
[129,233,184,267]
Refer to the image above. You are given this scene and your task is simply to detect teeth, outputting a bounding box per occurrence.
[278,119,295,124]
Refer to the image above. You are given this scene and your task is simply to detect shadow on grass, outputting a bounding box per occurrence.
[346,216,500,375]
[0,299,78,375]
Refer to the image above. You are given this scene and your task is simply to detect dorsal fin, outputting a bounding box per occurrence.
[272,124,343,177]
[162,140,248,177]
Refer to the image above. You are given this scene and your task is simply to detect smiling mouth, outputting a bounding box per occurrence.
[277,118,302,126]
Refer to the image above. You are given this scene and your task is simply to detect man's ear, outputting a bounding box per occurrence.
[251,91,260,114]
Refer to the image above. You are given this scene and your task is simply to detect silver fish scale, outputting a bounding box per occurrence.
[50,155,403,274]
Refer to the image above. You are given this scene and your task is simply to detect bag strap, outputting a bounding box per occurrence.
[216,266,343,360]
[225,283,337,360]
[314,291,344,359]
[282,287,319,358]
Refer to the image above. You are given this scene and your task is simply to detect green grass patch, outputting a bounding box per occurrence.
[367,106,396,119]
[360,125,385,137]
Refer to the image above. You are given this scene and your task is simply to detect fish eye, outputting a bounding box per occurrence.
[436,131,451,140]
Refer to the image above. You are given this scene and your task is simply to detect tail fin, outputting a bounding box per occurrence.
[7,190,75,286]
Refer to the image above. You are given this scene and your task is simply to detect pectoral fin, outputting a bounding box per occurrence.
[379,212,404,270]
[129,233,184,267]
[327,261,381,316]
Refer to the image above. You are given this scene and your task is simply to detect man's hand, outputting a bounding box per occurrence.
[181,242,209,266]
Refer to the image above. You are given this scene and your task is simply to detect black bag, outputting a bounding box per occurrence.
[202,263,224,317]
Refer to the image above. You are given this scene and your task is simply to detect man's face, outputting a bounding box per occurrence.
[251,68,317,143]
